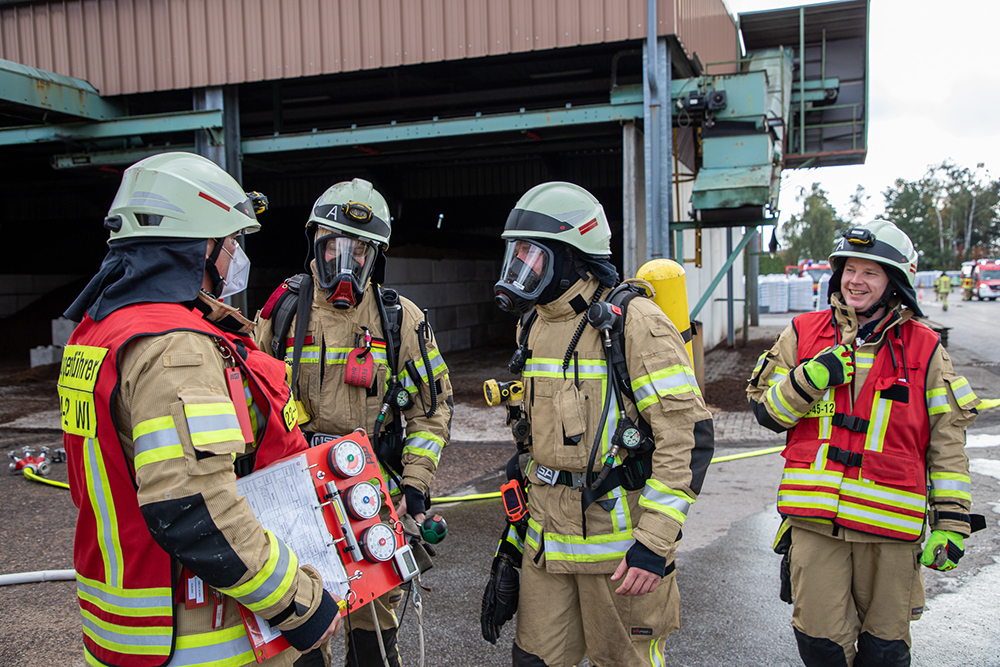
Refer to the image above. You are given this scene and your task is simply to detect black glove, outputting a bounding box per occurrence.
[481,550,520,644]
[401,485,427,518]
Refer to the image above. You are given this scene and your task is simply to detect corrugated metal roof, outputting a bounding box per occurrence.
[0,0,736,96]
[740,0,868,51]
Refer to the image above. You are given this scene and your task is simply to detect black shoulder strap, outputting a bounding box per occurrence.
[605,283,647,404]
[269,273,309,359]
[288,274,314,396]
[376,285,403,374]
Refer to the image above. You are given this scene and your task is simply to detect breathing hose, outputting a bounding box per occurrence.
[416,317,438,418]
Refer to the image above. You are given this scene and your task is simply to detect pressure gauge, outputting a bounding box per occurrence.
[620,424,642,449]
[345,482,382,521]
[328,440,365,478]
[360,523,397,563]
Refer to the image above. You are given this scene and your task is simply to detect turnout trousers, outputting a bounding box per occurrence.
[513,561,680,667]
[789,527,924,667]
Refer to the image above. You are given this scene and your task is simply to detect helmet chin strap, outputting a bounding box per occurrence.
[858,286,894,319]
[205,238,226,296]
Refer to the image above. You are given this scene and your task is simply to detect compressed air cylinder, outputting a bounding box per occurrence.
[636,259,693,365]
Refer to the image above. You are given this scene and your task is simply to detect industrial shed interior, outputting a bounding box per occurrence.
[0,0,869,364]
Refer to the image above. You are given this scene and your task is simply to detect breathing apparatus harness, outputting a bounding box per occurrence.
[507,281,656,539]
[264,277,439,486]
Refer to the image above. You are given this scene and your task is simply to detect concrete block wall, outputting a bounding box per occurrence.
[385,258,511,353]
[0,274,83,317]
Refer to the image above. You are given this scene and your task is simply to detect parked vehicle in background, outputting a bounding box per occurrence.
[971,259,1000,301]
[786,260,833,295]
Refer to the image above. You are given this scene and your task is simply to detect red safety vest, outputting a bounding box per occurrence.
[777,310,939,541]
[60,302,306,667]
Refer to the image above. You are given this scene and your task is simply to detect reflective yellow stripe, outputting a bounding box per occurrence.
[403,431,444,466]
[638,479,693,525]
[925,387,951,415]
[222,531,297,612]
[184,402,243,447]
[133,415,183,469]
[76,572,172,617]
[864,394,891,454]
[84,437,125,588]
[631,364,701,411]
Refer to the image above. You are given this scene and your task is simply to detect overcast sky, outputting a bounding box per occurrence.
[723,0,1000,231]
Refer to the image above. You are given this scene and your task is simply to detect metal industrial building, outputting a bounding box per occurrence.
[0,0,868,361]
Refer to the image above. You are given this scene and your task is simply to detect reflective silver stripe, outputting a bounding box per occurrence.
[543,536,635,559]
[930,478,971,494]
[951,381,975,405]
[640,485,691,517]
[526,522,541,546]
[632,369,697,407]
[837,504,923,530]
[865,398,890,452]
[76,578,172,611]
[522,361,564,376]
[926,393,949,411]
[133,427,181,460]
[232,540,292,606]
[81,616,171,649]
[85,437,121,583]
[415,352,446,380]
[767,384,800,423]
[324,350,351,363]
[167,629,255,666]
[186,413,241,437]
[285,349,321,363]
[840,481,925,510]
[403,435,443,459]
[781,469,841,486]
[776,492,839,509]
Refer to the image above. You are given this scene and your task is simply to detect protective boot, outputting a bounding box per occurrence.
[344,627,401,667]
[793,627,849,667]
[854,632,910,667]
[512,641,549,666]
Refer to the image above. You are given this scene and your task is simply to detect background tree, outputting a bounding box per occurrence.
[779,183,846,266]
[883,162,1000,269]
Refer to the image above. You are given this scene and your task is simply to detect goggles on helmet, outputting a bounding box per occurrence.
[494,239,555,313]
[314,230,379,296]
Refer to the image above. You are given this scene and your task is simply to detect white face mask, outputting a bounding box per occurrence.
[220,241,251,298]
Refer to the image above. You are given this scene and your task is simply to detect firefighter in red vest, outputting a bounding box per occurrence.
[747,219,980,667]
[60,152,342,667]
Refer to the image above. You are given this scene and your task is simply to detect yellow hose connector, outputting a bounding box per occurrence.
[636,259,693,365]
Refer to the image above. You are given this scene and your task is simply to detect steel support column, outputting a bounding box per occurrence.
[622,121,646,278]
[643,30,672,261]
[690,228,757,320]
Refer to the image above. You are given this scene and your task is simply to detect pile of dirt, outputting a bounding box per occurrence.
[701,337,778,413]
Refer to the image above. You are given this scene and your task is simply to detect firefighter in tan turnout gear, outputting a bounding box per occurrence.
[747,219,983,667]
[59,152,342,667]
[480,182,714,667]
[255,179,453,667]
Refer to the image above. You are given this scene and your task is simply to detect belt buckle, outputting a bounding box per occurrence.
[535,465,558,486]
[570,472,585,489]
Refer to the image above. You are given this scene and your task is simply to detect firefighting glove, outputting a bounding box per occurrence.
[920,530,965,571]
[401,485,427,519]
[481,532,522,644]
[803,344,855,390]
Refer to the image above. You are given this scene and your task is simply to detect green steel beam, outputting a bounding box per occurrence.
[0,58,124,120]
[52,144,196,169]
[689,228,758,319]
[241,103,644,154]
[0,110,223,147]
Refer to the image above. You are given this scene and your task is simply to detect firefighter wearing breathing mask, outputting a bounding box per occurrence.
[747,219,982,667]
[482,181,714,667]
[59,152,342,667]
[254,179,453,667]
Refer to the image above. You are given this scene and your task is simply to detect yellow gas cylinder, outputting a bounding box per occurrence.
[636,259,693,364]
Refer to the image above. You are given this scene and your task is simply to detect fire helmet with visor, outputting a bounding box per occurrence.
[306,179,391,309]
[104,152,262,297]
[828,219,923,317]
[495,182,612,313]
